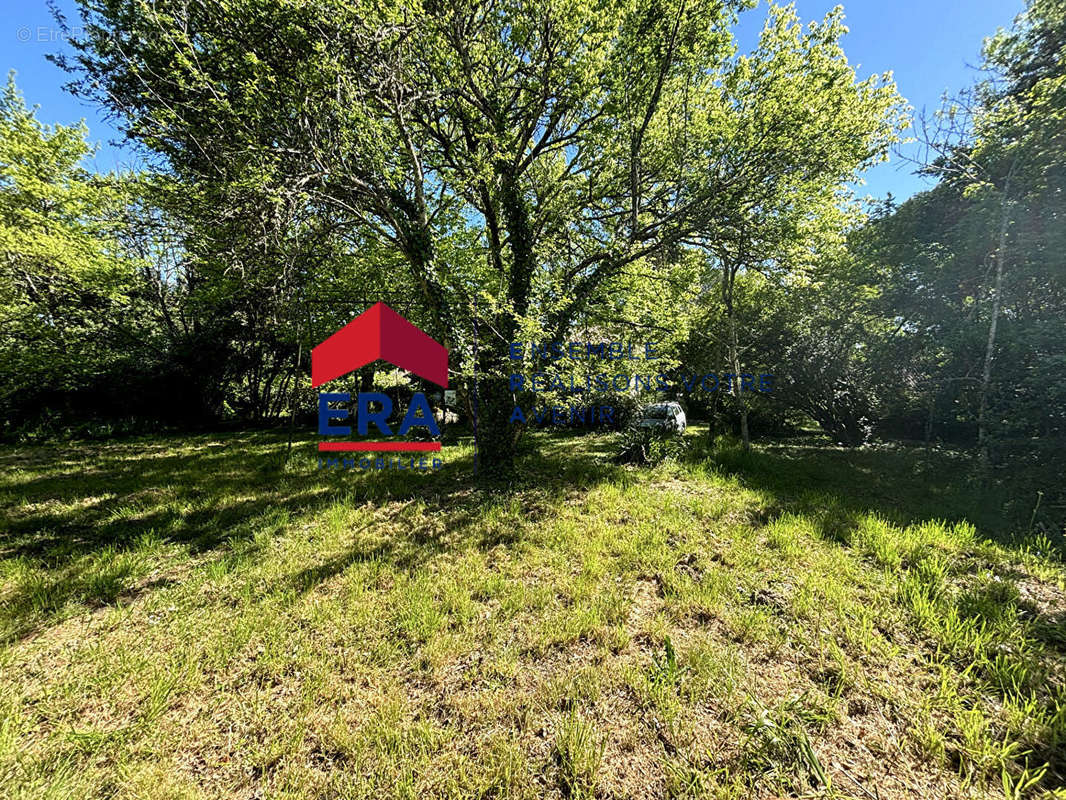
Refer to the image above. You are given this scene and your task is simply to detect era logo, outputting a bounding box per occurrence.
[311,303,448,453]
[318,391,439,438]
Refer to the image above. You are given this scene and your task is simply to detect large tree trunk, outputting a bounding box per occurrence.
[473,169,535,483]
[474,334,519,482]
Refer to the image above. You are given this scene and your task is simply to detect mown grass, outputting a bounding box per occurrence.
[0,428,1064,799]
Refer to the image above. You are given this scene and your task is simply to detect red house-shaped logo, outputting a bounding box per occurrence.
[311,302,448,388]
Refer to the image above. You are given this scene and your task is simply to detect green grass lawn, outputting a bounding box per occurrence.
[1,429,1064,799]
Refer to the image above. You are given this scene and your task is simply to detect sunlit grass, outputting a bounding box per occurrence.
[0,429,1063,798]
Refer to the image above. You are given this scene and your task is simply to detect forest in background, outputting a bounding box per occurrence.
[5,3,1066,796]
[1,0,1063,490]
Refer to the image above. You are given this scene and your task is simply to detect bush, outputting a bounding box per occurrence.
[614,424,689,466]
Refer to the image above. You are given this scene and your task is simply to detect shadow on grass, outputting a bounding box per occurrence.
[279,430,627,597]
[686,434,1057,544]
[0,429,623,641]
[685,434,1066,785]
[4,427,1056,643]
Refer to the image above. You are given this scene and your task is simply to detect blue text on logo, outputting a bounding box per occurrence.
[318,392,440,438]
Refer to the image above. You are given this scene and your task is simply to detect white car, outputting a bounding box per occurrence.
[636,401,686,434]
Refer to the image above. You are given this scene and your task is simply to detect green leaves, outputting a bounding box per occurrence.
[0,74,128,289]
[0,75,152,428]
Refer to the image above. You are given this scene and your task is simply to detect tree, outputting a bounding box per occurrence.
[59,0,905,476]
[681,7,905,448]
[0,74,141,431]
[889,0,1066,463]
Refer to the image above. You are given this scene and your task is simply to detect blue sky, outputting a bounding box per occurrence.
[4,0,1024,201]
[731,0,1025,201]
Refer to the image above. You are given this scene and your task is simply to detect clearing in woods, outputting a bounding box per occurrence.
[1,429,1063,798]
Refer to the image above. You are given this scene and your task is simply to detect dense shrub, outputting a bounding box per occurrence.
[614,424,689,466]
